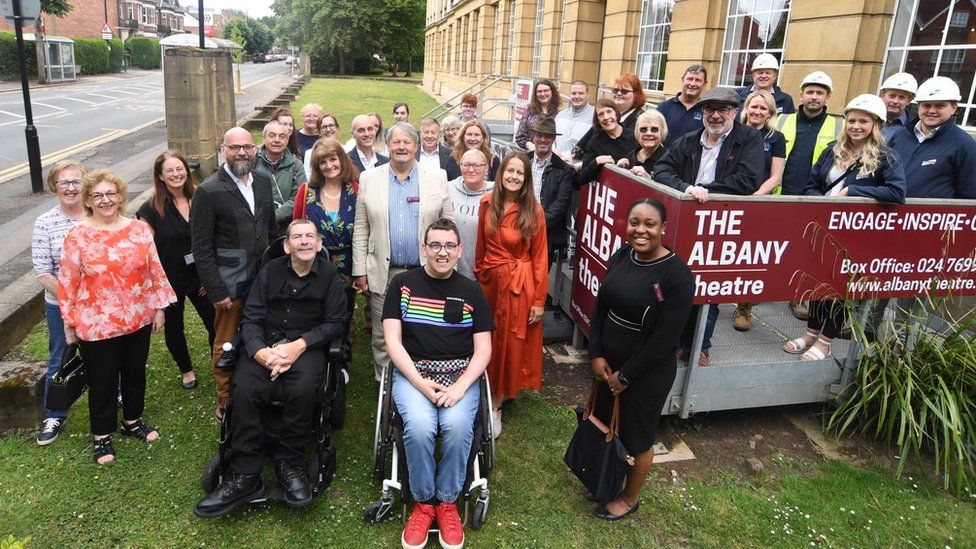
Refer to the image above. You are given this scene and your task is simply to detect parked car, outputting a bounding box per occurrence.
[253,53,266,63]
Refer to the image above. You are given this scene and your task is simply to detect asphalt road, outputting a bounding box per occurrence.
[0,61,291,176]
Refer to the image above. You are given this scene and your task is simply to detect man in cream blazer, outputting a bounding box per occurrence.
[352,122,454,380]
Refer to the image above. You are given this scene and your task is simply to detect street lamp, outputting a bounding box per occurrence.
[1,0,45,193]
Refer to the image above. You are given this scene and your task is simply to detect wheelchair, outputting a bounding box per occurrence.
[198,236,354,506]
[363,361,496,530]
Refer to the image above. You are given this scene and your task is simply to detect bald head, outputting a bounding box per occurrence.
[221,126,256,177]
[351,114,376,150]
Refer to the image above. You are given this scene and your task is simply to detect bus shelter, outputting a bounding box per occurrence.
[24,33,76,83]
[563,165,976,418]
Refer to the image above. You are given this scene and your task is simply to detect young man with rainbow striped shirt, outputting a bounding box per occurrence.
[382,218,495,549]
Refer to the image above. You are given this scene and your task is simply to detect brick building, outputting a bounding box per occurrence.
[423,0,976,130]
[0,0,186,40]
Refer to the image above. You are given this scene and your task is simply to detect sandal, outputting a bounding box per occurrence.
[121,420,159,442]
[801,337,832,361]
[783,331,817,354]
[93,436,115,464]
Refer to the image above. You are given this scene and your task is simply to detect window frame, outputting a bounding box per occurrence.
[635,0,675,92]
[718,0,793,89]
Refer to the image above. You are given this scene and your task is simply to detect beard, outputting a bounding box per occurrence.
[228,157,252,177]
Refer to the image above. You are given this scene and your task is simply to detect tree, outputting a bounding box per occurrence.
[41,0,72,17]
[223,18,275,56]
[272,0,384,74]
[378,0,424,76]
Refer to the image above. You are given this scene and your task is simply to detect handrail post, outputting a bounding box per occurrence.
[679,305,709,418]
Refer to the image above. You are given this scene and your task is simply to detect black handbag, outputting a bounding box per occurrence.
[45,344,87,411]
[563,382,634,503]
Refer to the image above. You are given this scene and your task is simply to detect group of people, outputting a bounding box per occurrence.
[30,57,976,547]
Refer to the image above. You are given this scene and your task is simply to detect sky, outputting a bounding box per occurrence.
[193,0,276,18]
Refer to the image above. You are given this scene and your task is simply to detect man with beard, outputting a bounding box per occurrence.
[191,127,278,421]
[653,87,763,368]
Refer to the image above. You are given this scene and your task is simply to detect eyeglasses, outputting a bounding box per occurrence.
[611,88,634,96]
[460,162,487,170]
[321,124,337,130]
[224,144,255,153]
[56,179,81,189]
[162,166,186,175]
[638,126,660,134]
[426,242,458,253]
[702,105,734,115]
[90,191,120,201]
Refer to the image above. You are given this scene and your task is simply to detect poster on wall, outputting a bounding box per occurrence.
[512,78,533,135]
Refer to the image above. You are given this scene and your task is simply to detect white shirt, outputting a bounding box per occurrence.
[356,147,378,170]
[555,103,595,154]
[694,127,733,187]
[224,164,255,214]
[531,153,551,202]
[418,146,442,170]
[913,121,944,144]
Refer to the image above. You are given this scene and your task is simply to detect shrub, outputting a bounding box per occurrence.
[0,31,38,80]
[107,38,124,72]
[73,38,109,75]
[126,36,160,69]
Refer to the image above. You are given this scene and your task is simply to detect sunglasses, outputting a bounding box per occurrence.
[638,126,661,134]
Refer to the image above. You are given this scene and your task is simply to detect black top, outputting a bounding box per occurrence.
[575,129,639,187]
[652,120,764,196]
[781,109,831,195]
[760,129,787,182]
[241,255,348,357]
[136,198,199,294]
[382,268,494,361]
[625,146,667,178]
[297,131,319,158]
[589,246,694,384]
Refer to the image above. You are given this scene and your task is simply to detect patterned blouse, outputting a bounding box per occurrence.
[304,181,357,276]
[31,207,81,305]
[58,220,177,342]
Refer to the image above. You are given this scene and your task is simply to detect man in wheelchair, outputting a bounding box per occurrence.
[195,219,348,518]
[382,218,494,549]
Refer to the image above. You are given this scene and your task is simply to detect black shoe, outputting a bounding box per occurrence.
[275,460,312,508]
[593,500,640,521]
[194,473,267,518]
[37,418,64,445]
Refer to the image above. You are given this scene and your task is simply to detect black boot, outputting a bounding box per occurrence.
[276,460,312,508]
[194,472,267,518]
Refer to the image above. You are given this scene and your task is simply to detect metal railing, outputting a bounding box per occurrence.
[421,74,512,120]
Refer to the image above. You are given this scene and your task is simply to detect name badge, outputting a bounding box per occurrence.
[694,112,703,120]
[407,196,420,203]
[921,159,937,166]
[184,253,195,265]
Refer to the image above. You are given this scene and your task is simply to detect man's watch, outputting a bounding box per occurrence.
[617,372,631,386]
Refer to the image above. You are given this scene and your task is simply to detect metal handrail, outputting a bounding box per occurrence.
[422,74,513,120]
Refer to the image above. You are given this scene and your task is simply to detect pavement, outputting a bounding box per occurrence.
[0,61,303,359]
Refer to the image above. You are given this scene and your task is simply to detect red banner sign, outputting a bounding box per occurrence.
[570,167,976,333]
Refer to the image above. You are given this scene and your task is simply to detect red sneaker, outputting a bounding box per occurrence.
[402,502,436,549]
[435,501,465,549]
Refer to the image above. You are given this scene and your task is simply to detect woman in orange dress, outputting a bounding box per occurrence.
[475,151,548,438]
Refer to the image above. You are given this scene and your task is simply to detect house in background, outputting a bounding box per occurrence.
[0,0,187,40]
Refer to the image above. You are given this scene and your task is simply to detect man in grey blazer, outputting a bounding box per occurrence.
[352,122,454,381]
[191,127,278,419]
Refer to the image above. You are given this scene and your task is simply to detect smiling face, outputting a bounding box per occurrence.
[319,116,338,138]
[460,155,488,188]
[611,85,635,112]
[387,127,419,166]
[263,121,289,157]
[460,102,476,118]
[443,124,460,146]
[317,153,343,181]
[702,103,736,136]
[752,68,777,90]
[300,108,322,132]
[423,228,461,277]
[532,132,555,157]
[221,128,256,178]
[535,83,553,107]
[352,118,376,149]
[569,83,588,108]
[86,180,122,221]
[463,125,485,150]
[745,96,773,128]
[845,110,876,145]
[627,202,664,258]
[681,71,706,99]
[420,123,440,151]
[276,114,295,136]
[500,156,526,198]
[636,121,661,150]
[881,89,912,120]
[283,221,323,264]
[159,157,187,194]
[55,167,84,209]
[597,106,619,133]
[917,101,957,133]
[393,105,409,122]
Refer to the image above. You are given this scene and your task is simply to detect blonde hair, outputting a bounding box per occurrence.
[740,90,777,138]
[46,160,87,194]
[299,103,324,117]
[833,111,889,178]
[81,169,128,217]
[633,110,668,145]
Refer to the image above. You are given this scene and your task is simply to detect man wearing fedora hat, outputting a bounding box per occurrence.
[529,118,575,265]
[654,86,763,368]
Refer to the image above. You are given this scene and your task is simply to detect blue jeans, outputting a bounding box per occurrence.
[44,302,69,420]
[392,368,480,503]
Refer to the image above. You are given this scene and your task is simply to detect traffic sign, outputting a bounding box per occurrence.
[0,0,41,23]
[101,23,112,39]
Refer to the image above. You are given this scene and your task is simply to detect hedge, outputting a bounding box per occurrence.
[126,36,161,70]
[107,38,124,72]
[0,31,38,80]
[73,38,109,75]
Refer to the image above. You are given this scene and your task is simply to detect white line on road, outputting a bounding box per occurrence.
[84,92,123,101]
[31,101,66,111]
[56,96,98,105]
[0,112,61,127]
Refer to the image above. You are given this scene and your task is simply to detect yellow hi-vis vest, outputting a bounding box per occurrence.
[772,112,842,194]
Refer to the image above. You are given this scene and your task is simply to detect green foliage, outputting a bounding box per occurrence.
[40,0,72,16]
[125,36,160,69]
[0,32,38,80]
[107,38,124,73]
[1,535,31,549]
[223,18,274,56]
[72,38,109,75]
[828,299,976,496]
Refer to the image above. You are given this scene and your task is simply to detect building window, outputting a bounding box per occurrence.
[635,0,674,91]
[531,0,544,77]
[883,0,976,127]
[719,0,792,87]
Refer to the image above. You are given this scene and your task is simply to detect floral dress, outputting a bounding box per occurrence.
[303,181,357,277]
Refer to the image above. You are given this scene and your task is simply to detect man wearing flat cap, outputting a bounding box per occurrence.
[528,118,575,265]
[652,86,763,368]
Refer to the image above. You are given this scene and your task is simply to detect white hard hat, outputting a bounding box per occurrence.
[801,71,833,92]
[844,94,888,121]
[751,53,780,71]
[915,76,962,102]
[879,72,918,95]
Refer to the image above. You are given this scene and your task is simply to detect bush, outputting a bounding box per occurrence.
[126,36,160,69]
[0,31,38,80]
[107,38,124,72]
[73,38,109,75]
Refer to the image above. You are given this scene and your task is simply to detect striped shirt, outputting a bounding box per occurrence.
[388,164,421,267]
[31,207,81,305]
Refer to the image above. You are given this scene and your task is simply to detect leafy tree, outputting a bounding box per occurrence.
[41,0,72,17]
[223,18,274,56]
[272,0,382,74]
[378,0,424,76]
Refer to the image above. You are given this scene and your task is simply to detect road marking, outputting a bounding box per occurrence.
[85,92,122,100]
[31,101,66,111]
[110,89,139,95]
[0,112,61,127]
[0,127,133,181]
[0,109,23,118]
[57,96,97,105]
[243,72,287,90]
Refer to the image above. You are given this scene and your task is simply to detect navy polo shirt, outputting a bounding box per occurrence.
[657,94,704,147]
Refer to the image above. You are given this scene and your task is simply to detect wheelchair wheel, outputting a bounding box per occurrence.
[200,454,222,493]
[481,375,496,472]
[329,368,347,429]
[470,499,489,531]
[363,498,395,524]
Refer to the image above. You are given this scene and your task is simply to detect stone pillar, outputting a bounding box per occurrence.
[164,48,235,177]
[511,0,538,78]
[598,0,643,85]
[665,0,728,94]
[560,0,605,97]
[477,4,496,75]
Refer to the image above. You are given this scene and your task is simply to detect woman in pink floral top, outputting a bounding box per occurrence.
[58,169,176,464]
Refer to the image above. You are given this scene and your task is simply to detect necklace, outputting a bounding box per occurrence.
[322,186,341,200]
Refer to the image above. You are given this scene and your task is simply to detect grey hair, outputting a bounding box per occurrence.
[286,218,320,239]
[386,122,420,145]
[461,148,488,163]
[262,119,287,138]
[441,115,461,129]
[634,109,669,144]
[419,117,440,129]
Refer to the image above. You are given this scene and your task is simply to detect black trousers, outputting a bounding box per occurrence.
[808,299,845,339]
[229,347,325,475]
[164,289,216,374]
[79,325,152,436]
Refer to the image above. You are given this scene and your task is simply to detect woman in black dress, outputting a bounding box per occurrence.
[575,99,639,187]
[136,151,216,389]
[617,109,668,179]
[587,198,694,520]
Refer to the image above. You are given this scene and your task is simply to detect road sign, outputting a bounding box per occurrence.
[101,23,113,39]
[0,0,41,22]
